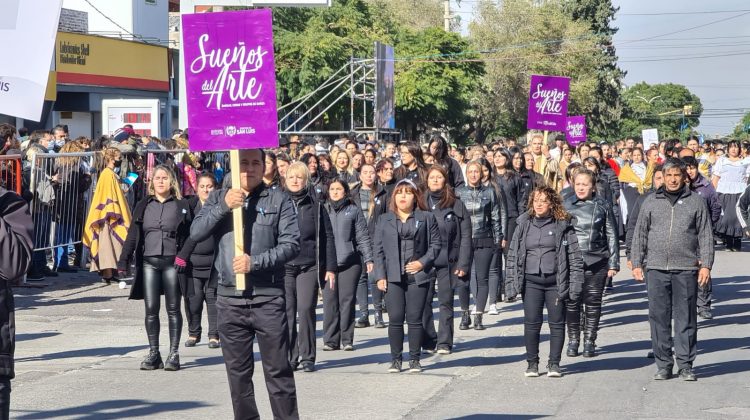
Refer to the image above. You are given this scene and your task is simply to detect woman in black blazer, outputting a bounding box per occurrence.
[118,165,193,372]
[423,166,472,355]
[373,179,441,373]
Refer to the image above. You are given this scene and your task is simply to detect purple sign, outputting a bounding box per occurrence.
[565,116,587,147]
[527,75,570,131]
[182,9,278,151]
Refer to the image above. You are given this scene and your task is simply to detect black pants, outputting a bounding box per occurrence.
[356,264,384,317]
[386,276,429,361]
[488,249,504,304]
[323,263,361,348]
[284,264,319,365]
[143,256,182,353]
[0,378,8,420]
[458,246,494,313]
[698,278,712,311]
[647,269,698,371]
[566,261,608,342]
[422,267,455,350]
[186,267,218,340]
[217,295,299,420]
[523,274,565,364]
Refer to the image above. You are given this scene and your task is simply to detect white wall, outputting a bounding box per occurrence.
[62,0,167,44]
[54,111,93,139]
[133,0,168,43]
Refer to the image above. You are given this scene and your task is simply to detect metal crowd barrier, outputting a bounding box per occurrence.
[29,152,98,270]
[0,154,22,194]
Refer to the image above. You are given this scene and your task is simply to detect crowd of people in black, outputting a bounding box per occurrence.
[2,122,750,419]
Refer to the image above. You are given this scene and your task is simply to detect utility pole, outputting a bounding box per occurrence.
[444,0,451,32]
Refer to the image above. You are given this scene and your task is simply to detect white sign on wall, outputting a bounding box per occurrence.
[0,0,62,121]
[102,99,161,137]
[642,128,659,150]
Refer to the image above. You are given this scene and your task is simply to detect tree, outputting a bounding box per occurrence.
[468,0,600,142]
[620,82,703,139]
[394,28,484,139]
[366,0,444,31]
[563,0,626,139]
[730,111,750,140]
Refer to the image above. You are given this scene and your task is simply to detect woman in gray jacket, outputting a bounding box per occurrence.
[506,185,584,378]
[323,177,373,351]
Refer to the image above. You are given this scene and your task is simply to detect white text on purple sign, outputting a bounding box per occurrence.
[531,83,567,116]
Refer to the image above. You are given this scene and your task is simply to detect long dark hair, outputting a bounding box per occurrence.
[395,141,427,181]
[429,135,450,163]
[495,148,515,176]
[388,179,427,213]
[425,165,456,209]
[509,146,529,173]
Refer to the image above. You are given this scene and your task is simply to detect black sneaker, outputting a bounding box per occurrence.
[408,359,423,373]
[525,361,539,377]
[547,362,562,378]
[301,361,315,373]
[140,350,164,370]
[26,272,45,282]
[653,368,672,380]
[41,267,58,277]
[678,368,696,381]
[698,309,713,320]
[459,311,471,330]
[354,315,370,328]
[388,359,402,373]
[164,352,180,371]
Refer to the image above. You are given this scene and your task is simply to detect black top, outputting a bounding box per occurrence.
[289,193,318,266]
[143,196,180,257]
[524,216,557,275]
[358,188,371,215]
[397,214,417,274]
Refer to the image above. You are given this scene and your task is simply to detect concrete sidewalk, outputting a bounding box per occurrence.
[10,250,750,419]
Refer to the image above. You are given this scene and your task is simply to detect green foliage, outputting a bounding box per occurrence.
[730,111,750,140]
[620,82,703,139]
[468,0,599,141]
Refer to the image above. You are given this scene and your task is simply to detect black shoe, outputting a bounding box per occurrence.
[140,350,164,370]
[41,267,58,277]
[582,340,596,358]
[547,362,562,378]
[408,359,423,373]
[55,266,78,273]
[459,311,471,330]
[374,311,386,328]
[647,350,655,359]
[473,314,485,331]
[354,315,370,328]
[301,361,315,373]
[164,352,180,371]
[566,340,580,357]
[698,308,713,320]
[184,336,200,347]
[678,368,696,381]
[208,338,221,349]
[388,359,402,373]
[505,296,517,303]
[525,361,539,377]
[653,368,672,380]
[26,272,45,282]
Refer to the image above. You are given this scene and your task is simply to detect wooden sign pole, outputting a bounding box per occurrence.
[543,130,549,145]
[230,150,246,291]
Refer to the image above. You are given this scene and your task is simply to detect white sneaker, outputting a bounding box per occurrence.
[488,304,499,315]
[118,281,127,289]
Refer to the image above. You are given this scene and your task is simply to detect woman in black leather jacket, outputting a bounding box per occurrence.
[494,149,524,304]
[118,165,193,372]
[563,169,619,358]
[422,166,472,354]
[455,160,503,330]
[582,157,614,207]
[511,146,544,213]
[284,162,337,372]
[505,185,584,378]
[323,178,373,351]
[373,179,441,373]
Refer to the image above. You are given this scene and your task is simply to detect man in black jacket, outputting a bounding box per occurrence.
[190,149,301,419]
[0,187,34,419]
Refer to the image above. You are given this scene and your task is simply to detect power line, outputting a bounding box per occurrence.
[618,9,750,16]
[82,0,153,45]
[622,11,750,44]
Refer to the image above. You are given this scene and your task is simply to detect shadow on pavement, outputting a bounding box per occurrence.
[12,399,212,419]
[16,332,61,342]
[694,359,750,378]
[563,355,652,374]
[16,345,147,362]
[180,355,227,369]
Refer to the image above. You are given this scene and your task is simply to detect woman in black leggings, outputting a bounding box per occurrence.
[182,173,220,349]
[422,166,472,354]
[455,160,503,330]
[494,149,525,304]
[374,179,441,373]
[323,178,373,351]
[284,162,336,372]
[505,185,584,378]
[118,165,193,371]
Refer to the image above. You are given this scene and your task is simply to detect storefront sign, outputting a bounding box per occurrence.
[565,116,586,146]
[527,74,570,131]
[0,0,62,121]
[181,9,279,151]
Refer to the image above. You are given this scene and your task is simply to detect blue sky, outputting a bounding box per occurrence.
[453,0,750,136]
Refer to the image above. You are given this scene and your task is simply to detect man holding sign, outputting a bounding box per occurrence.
[183,9,300,419]
[190,149,301,419]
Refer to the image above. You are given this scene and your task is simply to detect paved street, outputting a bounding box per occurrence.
[10,249,750,419]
